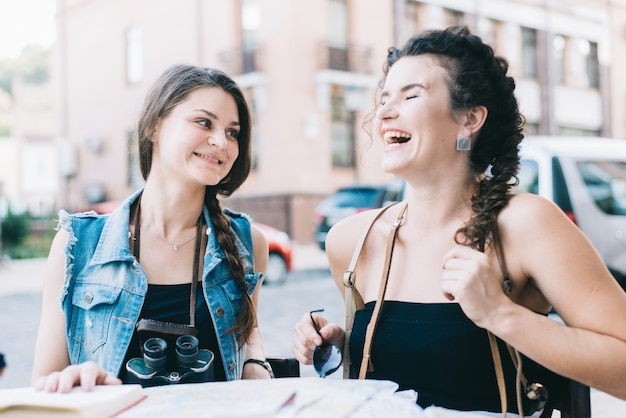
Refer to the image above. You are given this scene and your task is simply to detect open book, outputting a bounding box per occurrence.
[0,384,146,417]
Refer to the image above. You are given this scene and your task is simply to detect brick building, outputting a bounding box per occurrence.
[48,0,626,242]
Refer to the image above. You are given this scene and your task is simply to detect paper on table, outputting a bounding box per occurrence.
[118,379,297,418]
[117,377,403,418]
[0,384,146,418]
[282,377,399,417]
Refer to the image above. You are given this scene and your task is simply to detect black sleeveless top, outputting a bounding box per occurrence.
[350,301,555,413]
[120,283,226,382]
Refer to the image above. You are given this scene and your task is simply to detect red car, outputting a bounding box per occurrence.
[78,200,293,286]
[253,222,293,286]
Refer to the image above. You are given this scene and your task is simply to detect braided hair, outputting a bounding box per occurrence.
[377,26,525,250]
[137,64,255,346]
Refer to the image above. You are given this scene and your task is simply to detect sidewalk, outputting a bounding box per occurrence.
[0,257,46,295]
[290,242,329,271]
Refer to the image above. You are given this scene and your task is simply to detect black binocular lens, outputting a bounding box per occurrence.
[143,337,167,370]
[127,332,214,387]
[175,335,199,367]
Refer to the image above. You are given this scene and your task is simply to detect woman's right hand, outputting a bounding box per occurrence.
[292,311,345,365]
[33,361,122,393]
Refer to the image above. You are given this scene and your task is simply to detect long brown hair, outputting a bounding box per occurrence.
[136,64,256,345]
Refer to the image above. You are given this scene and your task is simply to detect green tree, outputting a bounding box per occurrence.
[0,45,51,96]
[0,59,17,96]
[1,209,29,247]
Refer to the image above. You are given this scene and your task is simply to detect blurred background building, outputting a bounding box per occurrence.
[1,0,625,243]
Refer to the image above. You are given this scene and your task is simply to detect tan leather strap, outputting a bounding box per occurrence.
[490,225,526,416]
[358,202,408,379]
[488,331,508,418]
[510,345,526,415]
[342,202,400,379]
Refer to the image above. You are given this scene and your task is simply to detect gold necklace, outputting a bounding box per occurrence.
[140,223,197,251]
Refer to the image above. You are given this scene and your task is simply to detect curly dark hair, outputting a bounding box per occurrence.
[379,25,525,250]
[137,64,255,345]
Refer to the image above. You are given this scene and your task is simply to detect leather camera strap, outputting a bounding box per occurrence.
[132,193,204,327]
[189,217,204,328]
[358,202,408,379]
[343,203,399,378]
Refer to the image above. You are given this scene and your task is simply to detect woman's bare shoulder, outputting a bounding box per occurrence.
[250,222,269,250]
[326,204,404,265]
[326,209,377,252]
[500,192,566,228]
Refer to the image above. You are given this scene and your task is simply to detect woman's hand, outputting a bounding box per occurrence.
[33,361,121,393]
[441,245,511,328]
[292,311,345,365]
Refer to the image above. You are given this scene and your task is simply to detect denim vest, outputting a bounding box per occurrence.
[56,189,262,381]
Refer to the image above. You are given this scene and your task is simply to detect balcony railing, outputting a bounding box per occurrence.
[220,47,262,75]
[318,42,371,74]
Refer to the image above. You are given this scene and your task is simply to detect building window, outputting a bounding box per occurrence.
[241,0,260,73]
[327,0,348,71]
[328,0,348,48]
[125,25,143,84]
[524,122,539,136]
[331,87,354,168]
[477,17,498,48]
[585,41,599,88]
[244,87,258,170]
[401,0,420,42]
[521,27,537,78]
[443,8,464,28]
[558,126,600,137]
[552,34,565,84]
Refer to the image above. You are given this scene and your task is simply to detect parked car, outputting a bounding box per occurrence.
[77,200,293,286]
[515,135,626,289]
[313,181,403,250]
[396,136,626,289]
[253,221,293,286]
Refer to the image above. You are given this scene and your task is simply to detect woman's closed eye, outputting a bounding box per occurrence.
[379,92,419,106]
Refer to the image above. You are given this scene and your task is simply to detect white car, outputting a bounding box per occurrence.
[517,135,626,289]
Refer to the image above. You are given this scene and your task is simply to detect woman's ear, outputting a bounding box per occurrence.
[151,124,160,143]
[464,106,488,136]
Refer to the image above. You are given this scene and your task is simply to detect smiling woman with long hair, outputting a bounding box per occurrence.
[32,64,273,391]
[293,26,626,416]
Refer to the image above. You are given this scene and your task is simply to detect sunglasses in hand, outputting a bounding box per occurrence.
[309,309,342,378]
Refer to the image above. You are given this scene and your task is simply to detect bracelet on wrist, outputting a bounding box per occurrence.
[243,358,274,378]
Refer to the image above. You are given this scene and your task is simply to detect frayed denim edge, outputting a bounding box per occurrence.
[55,210,77,308]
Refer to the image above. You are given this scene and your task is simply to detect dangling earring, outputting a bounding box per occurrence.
[456,136,471,151]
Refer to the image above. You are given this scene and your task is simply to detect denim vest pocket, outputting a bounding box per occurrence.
[220,279,244,318]
[68,283,123,352]
[220,272,260,299]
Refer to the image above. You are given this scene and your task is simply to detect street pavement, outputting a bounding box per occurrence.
[1,244,626,416]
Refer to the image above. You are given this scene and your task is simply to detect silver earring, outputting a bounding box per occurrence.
[456,136,471,151]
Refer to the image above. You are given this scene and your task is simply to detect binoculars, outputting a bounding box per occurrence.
[126,335,214,387]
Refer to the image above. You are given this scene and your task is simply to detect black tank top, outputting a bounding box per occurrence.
[120,283,226,382]
[350,301,555,413]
